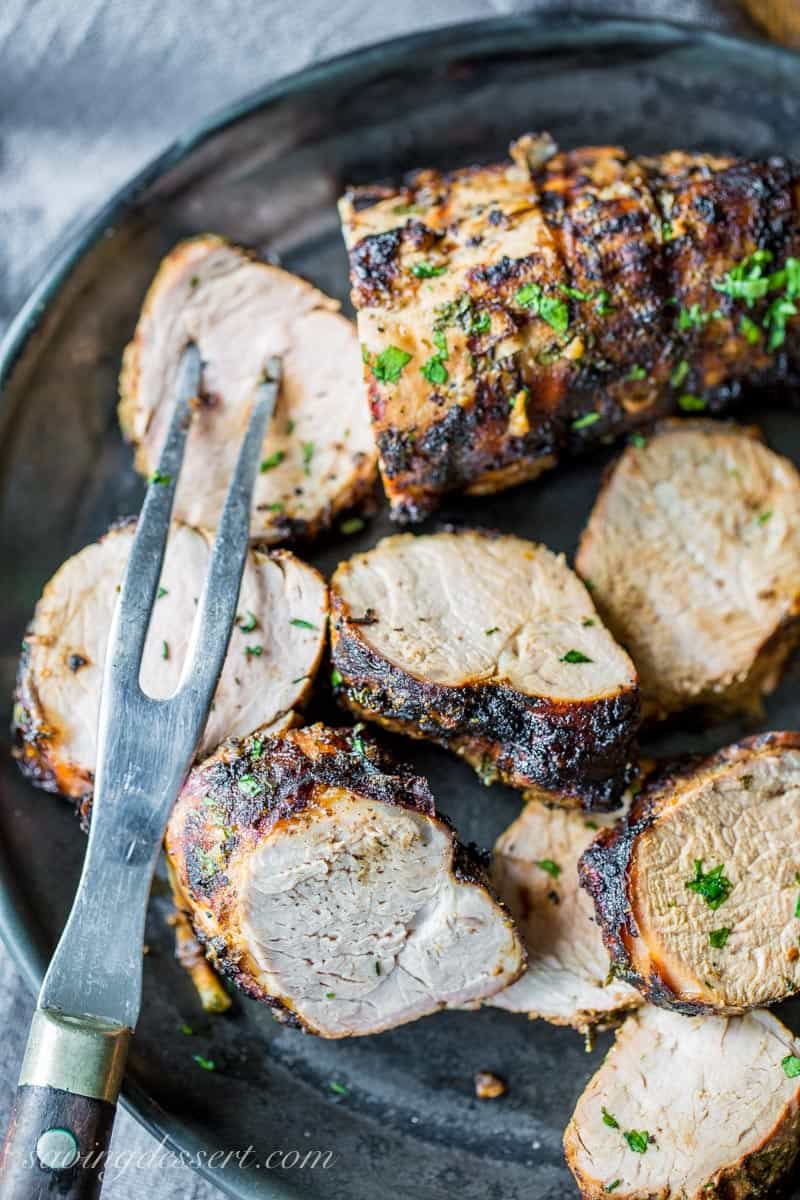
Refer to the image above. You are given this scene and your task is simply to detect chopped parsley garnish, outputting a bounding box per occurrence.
[237,775,261,797]
[561,649,593,664]
[250,737,263,758]
[782,1055,800,1078]
[260,450,285,472]
[290,618,317,630]
[601,1107,620,1129]
[361,344,370,365]
[677,303,712,331]
[740,315,761,344]
[326,991,336,999]
[161,641,169,660]
[572,412,601,430]
[433,329,449,357]
[582,617,595,627]
[685,859,733,910]
[180,1024,194,1036]
[301,442,314,476]
[421,354,449,386]
[765,296,797,351]
[411,261,446,278]
[157,586,169,599]
[595,289,613,316]
[604,1183,622,1194]
[713,249,773,305]
[535,859,561,880]
[351,728,368,759]
[245,645,263,658]
[670,359,689,388]
[485,626,500,635]
[624,1130,650,1155]
[192,1054,216,1071]
[627,365,647,381]
[678,393,706,412]
[371,345,412,383]
[340,516,365,535]
[149,469,172,486]
[291,674,309,685]
[709,927,731,949]
[238,611,258,633]
[330,667,343,687]
[329,1081,348,1096]
[266,501,284,513]
[514,283,570,334]
[375,961,381,976]
[757,511,773,525]
[794,872,800,920]
[662,220,674,241]
[470,309,491,334]
[557,283,592,301]
[630,433,648,449]
[286,419,296,434]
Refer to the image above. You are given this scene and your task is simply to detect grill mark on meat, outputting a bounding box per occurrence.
[580,732,800,1014]
[330,529,639,809]
[166,724,525,1037]
[339,135,800,522]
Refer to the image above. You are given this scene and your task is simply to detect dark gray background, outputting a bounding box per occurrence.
[0,2,760,1197]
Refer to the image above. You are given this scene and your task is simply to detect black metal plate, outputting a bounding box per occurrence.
[2,13,800,1199]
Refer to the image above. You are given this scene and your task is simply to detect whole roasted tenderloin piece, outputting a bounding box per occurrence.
[119,235,377,543]
[580,732,800,1014]
[339,135,800,522]
[564,1004,800,1200]
[330,528,639,810]
[166,724,526,1037]
[13,520,327,817]
[576,421,800,721]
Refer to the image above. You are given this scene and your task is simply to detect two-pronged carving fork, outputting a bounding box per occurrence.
[0,346,282,1200]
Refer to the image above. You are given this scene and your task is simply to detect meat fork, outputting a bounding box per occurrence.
[0,345,282,1200]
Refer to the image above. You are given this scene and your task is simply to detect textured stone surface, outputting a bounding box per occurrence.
[0,2,750,1196]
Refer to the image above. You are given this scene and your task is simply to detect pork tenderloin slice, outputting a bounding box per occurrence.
[119,235,377,543]
[330,529,639,809]
[13,521,327,807]
[165,724,525,1037]
[580,732,800,1014]
[487,800,641,1029]
[576,421,800,721]
[564,1005,800,1200]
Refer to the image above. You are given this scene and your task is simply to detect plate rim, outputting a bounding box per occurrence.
[2,10,799,1198]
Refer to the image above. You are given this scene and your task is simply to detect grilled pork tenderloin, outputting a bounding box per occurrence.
[339,136,800,522]
[576,421,800,721]
[165,724,525,1037]
[580,732,800,1015]
[488,799,641,1029]
[330,529,639,810]
[119,235,377,543]
[13,521,327,814]
[564,1005,800,1200]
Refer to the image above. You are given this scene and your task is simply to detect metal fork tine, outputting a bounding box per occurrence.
[104,343,202,693]
[176,355,282,710]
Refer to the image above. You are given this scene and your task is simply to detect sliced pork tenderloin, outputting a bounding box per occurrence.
[13,521,327,813]
[488,799,641,1029]
[165,724,525,1037]
[576,421,800,721]
[330,529,639,810]
[564,1005,800,1200]
[580,732,800,1014]
[119,235,377,543]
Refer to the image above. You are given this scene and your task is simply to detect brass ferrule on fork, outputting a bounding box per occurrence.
[19,1010,131,1104]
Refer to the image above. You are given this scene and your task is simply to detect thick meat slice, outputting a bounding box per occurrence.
[330,529,639,809]
[339,136,800,521]
[119,235,377,542]
[576,422,800,720]
[487,800,641,1029]
[580,732,800,1015]
[13,521,327,810]
[165,724,525,1037]
[564,1005,800,1200]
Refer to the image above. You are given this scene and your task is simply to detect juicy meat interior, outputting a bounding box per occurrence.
[331,529,639,808]
[166,724,525,1037]
[580,732,800,1014]
[119,235,377,543]
[13,521,327,804]
[488,799,640,1029]
[339,135,800,521]
[564,1006,800,1200]
[576,421,800,719]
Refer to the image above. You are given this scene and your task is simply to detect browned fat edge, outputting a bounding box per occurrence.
[578,731,800,1014]
[330,594,639,811]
